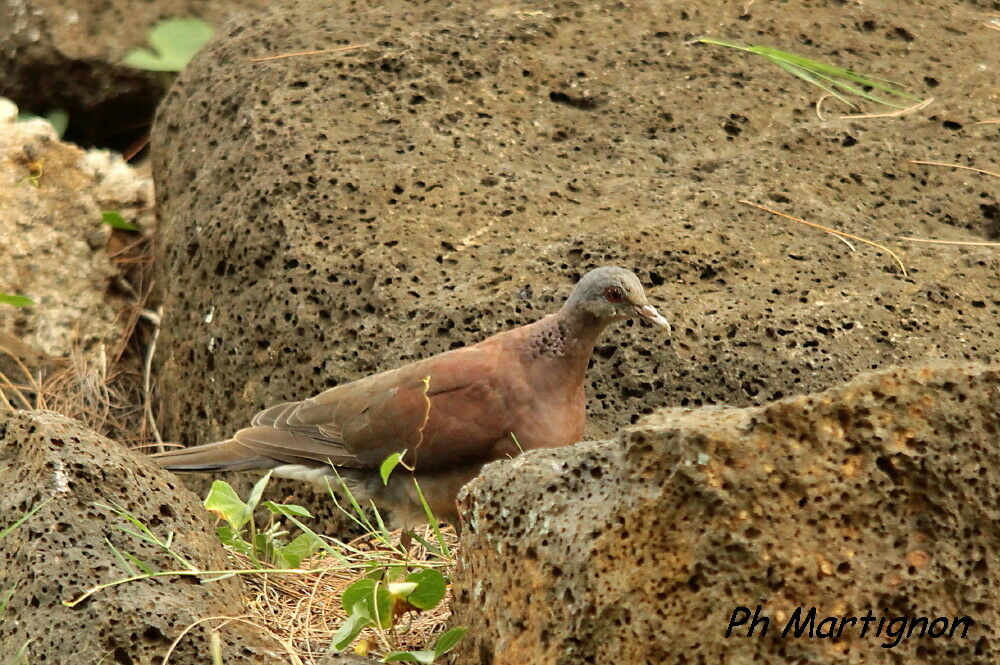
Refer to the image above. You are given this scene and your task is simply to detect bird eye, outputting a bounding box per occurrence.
[603,286,625,303]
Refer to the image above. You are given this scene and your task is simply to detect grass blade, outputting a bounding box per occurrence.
[0,498,52,540]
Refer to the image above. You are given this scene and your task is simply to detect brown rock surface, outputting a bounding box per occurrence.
[151,0,999,458]
[452,363,1000,664]
[0,0,266,148]
[0,409,287,664]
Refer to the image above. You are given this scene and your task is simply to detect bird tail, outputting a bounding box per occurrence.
[150,439,277,473]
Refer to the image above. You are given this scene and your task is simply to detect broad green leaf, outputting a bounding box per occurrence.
[342,578,392,629]
[432,627,467,657]
[329,604,371,652]
[342,578,375,612]
[0,294,33,308]
[213,526,251,556]
[203,480,248,530]
[276,533,320,568]
[16,109,68,137]
[383,651,435,664]
[46,110,68,136]
[379,451,406,485]
[405,568,446,611]
[101,211,140,232]
[124,18,214,72]
[262,501,312,518]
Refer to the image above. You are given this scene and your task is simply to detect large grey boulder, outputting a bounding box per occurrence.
[452,363,1000,664]
[151,0,1000,456]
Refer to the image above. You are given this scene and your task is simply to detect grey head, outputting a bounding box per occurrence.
[561,266,670,331]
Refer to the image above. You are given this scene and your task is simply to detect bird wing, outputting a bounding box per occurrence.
[228,340,517,471]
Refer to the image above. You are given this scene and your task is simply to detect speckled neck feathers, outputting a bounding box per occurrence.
[526,309,609,361]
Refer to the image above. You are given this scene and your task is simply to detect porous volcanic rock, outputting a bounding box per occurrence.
[0,410,288,664]
[0,97,151,359]
[452,363,1000,664]
[152,0,999,458]
[0,0,266,149]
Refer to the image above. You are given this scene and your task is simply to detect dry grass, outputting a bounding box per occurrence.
[0,226,157,448]
[738,199,908,276]
[1,218,463,663]
[237,526,458,663]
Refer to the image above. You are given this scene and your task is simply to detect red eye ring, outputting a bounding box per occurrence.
[603,286,625,303]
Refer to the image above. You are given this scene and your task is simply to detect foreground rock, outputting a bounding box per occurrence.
[453,363,999,664]
[0,410,287,663]
[152,0,999,456]
[0,98,152,360]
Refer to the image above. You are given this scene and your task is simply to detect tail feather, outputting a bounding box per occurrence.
[150,439,278,473]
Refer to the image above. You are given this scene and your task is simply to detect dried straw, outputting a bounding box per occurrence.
[236,526,459,664]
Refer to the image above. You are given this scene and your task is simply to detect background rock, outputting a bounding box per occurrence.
[0,409,291,664]
[151,0,999,460]
[0,0,266,149]
[0,97,151,359]
[452,363,1000,664]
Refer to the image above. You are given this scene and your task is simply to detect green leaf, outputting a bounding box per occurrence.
[101,211,140,232]
[0,293,33,308]
[203,480,249,530]
[383,651,436,664]
[412,478,450,558]
[329,604,371,652]
[341,578,392,629]
[45,110,69,137]
[342,578,375,612]
[432,627,467,657]
[276,532,320,568]
[697,37,921,109]
[245,471,273,513]
[124,18,214,72]
[379,451,406,485]
[16,109,68,137]
[404,568,446,611]
[262,500,312,518]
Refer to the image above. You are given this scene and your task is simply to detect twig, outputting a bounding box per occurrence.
[909,160,1000,179]
[976,119,1000,124]
[141,307,163,447]
[900,237,1000,247]
[739,200,908,276]
[840,96,934,119]
[249,44,365,63]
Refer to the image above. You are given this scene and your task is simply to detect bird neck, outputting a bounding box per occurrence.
[527,307,610,366]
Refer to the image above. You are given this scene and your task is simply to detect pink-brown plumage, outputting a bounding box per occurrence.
[151,266,668,526]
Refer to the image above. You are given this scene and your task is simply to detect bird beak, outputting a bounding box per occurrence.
[634,304,671,333]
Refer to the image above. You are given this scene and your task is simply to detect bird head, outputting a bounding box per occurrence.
[563,266,670,331]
